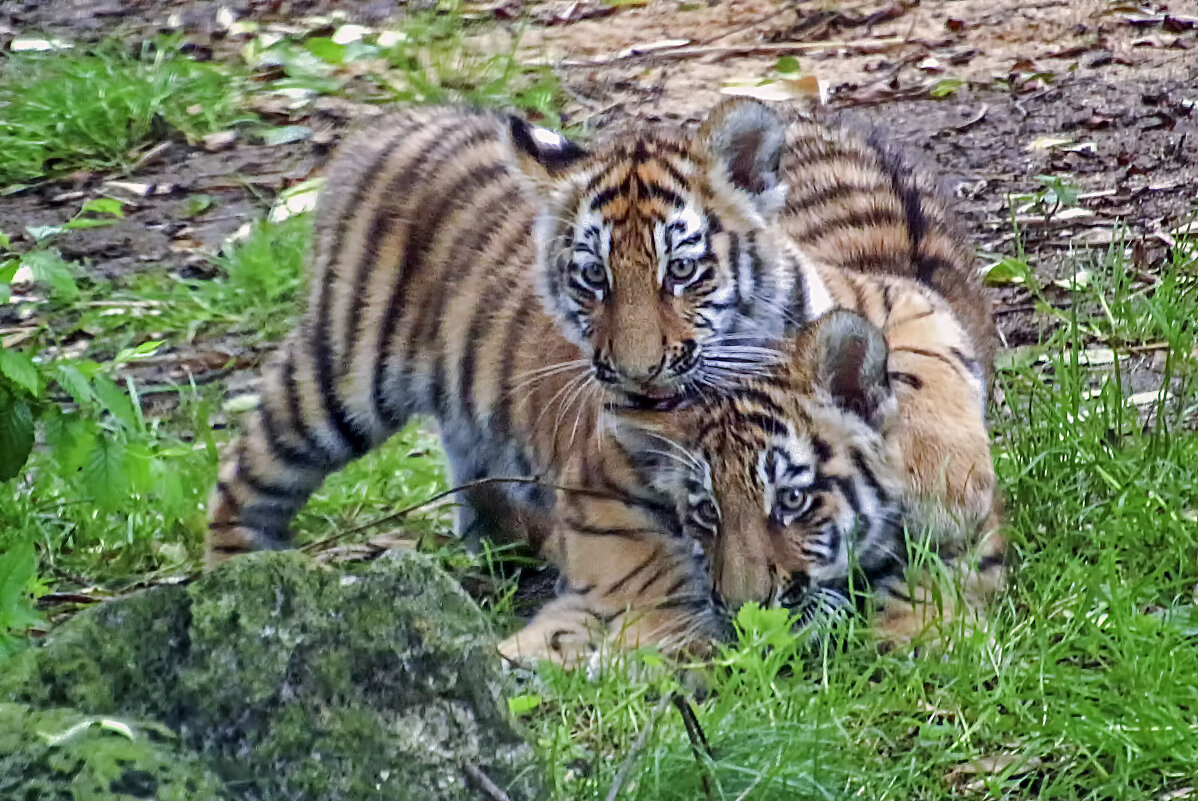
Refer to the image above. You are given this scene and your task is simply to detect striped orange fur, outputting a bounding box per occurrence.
[206,100,834,562]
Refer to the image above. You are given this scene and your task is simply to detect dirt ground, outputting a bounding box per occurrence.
[2,0,1196,384]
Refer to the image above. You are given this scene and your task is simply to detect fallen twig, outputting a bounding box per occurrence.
[299,476,628,555]
[463,763,513,801]
[551,37,904,68]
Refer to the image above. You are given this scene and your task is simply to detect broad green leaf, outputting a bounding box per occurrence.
[507,694,542,717]
[81,434,128,508]
[45,412,98,473]
[21,248,78,301]
[62,217,122,231]
[0,389,35,481]
[0,231,10,250]
[305,37,346,64]
[774,55,801,74]
[0,347,40,396]
[53,363,95,407]
[113,340,164,364]
[930,77,964,98]
[123,441,154,495]
[79,197,125,218]
[0,540,46,640]
[91,375,141,433]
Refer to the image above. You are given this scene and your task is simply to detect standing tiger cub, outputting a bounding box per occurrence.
[206,100,832,561]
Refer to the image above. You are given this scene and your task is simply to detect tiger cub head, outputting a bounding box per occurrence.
[612,310,906,619]
[507,99,817,410]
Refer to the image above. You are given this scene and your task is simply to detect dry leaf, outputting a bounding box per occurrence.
[720,74,827,103]
[202,131,238,152]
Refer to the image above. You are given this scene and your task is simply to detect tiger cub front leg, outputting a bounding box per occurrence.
[498,492,721,668]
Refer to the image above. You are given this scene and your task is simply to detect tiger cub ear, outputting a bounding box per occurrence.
[696,98,788,217]
[809,310,897,431]
[507,114,589,186]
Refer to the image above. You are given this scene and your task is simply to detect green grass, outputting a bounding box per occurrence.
[0,42,249,185]
[1,15,1196,800]
[509,239,1198,800]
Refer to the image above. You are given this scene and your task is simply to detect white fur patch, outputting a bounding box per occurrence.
[530,125,565,150]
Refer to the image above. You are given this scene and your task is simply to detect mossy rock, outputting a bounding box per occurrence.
[2,551,541,800]
[0,702,230,801]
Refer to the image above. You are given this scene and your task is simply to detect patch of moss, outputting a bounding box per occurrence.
[2,551,541,800]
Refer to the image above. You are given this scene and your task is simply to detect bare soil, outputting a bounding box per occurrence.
[2,0,1196,386]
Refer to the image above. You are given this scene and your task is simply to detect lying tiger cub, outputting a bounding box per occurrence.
[500,109,1006,663]
[502,303,1005,665]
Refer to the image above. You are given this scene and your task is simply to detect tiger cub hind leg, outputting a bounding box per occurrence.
[869,521,1008,649]
[205,337,405,567]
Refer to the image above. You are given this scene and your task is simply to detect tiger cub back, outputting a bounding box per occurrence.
[776,113,998,542]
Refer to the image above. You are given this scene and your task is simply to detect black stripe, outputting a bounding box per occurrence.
[656,157,691,188]
[866,133,927,281]
[491,293,539,436]
[891,345,959,371]
[663,576,689,598]
[950,346,981,377]
[915,254,959,286]
[215,481,239,510]
[607,556,654,594]
[979,553,1006,570]
[568,523,657,539]
[787,180,877,216]
[238,467,310,503]
[315,115,447,453]
[888,370,924,390]
[731,411,787,438]
[259,398,327,470]
[371,160,508,426]
[812,436,832,463]
[354,123,497,425]
[846,276,869,316]
[641,181,685,209]
[728,386,788,418]
[850,448,885,502]
[880,284,895,321]
[796,207,907,246]
[725,233,742,311]
[831,475,860,512]
[280,353,333,465]
[785,252,809,334]
[589,182,625,211]
[339,113,472,360]
[636,563,669,594]
[456,210,537,422]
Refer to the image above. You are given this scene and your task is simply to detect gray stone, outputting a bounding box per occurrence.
[1,550,541,800]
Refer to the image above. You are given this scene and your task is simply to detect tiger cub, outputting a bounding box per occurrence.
[606,307,1004,653]
[506,294,1001,665]
[204,100,834,562]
